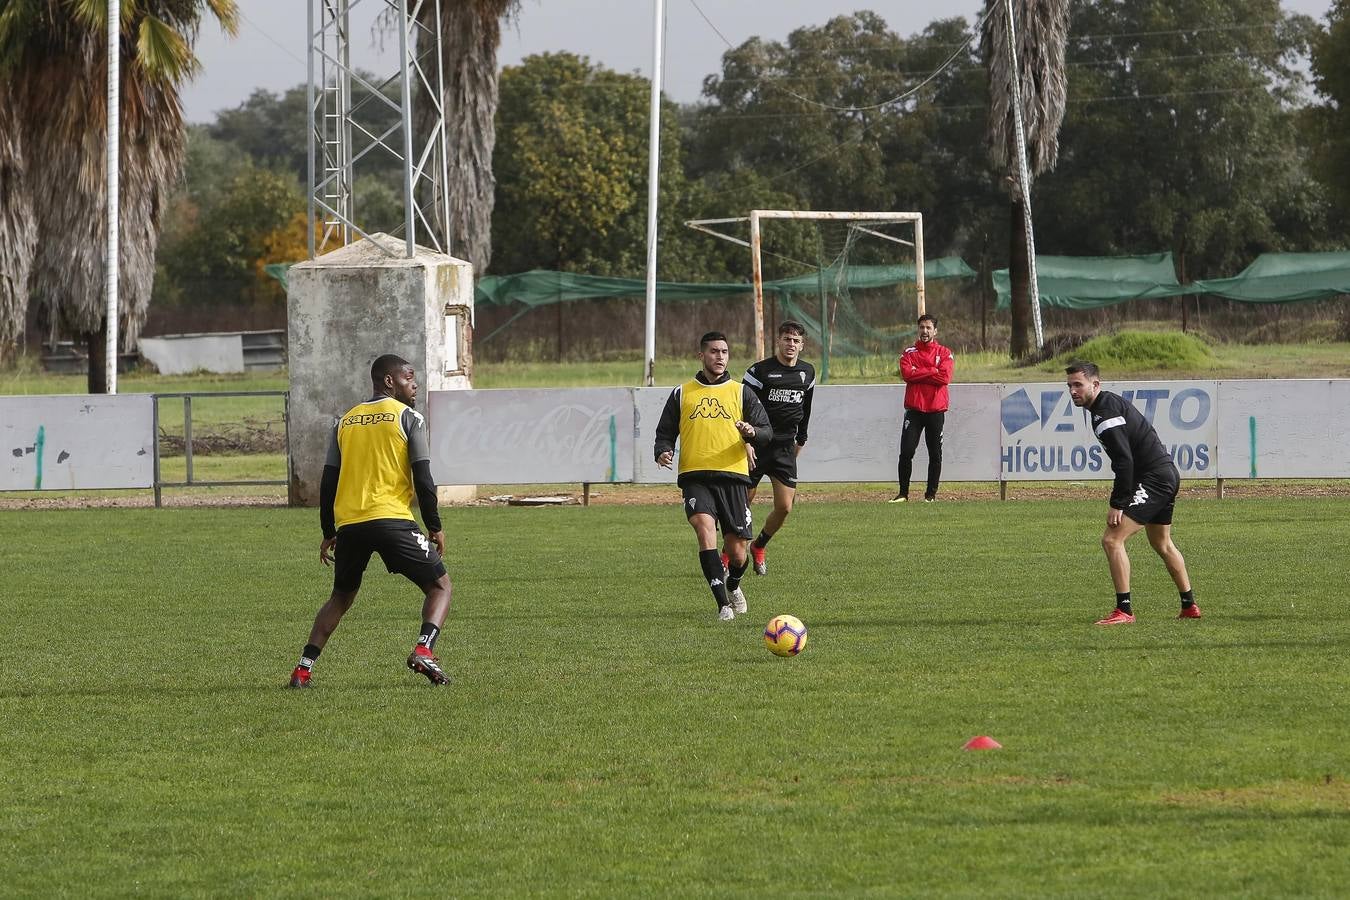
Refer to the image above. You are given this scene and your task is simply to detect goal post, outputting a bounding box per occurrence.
[686,210,926,361]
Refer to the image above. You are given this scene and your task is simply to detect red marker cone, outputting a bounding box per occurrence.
[963,735,1002,750]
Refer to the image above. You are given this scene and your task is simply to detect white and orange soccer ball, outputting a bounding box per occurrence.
[763,614,808,657]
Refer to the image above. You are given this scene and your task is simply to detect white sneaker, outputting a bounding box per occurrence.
[718,605,735,621]
[730,587,747,615]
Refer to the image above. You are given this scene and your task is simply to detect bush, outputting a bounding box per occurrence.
[1046,330,1214,373]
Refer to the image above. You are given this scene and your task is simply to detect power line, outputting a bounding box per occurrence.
[685,0,993,116]
[237,10,306,68]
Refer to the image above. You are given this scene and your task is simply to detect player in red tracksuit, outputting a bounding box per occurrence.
[890,314,954,503]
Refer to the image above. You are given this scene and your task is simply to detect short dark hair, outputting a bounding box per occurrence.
[699,331,728,349]
[371,353,412,386]
[917,314,937,327]
[778,320,806,338]
[1065,359,1100,379]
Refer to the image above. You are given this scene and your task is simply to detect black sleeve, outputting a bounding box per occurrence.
[653,387,682,460]
[741,384,773,449]
[1095,398,1135,509]
[797,382,814,446]
[319,464,339,539]
[412,459,442,533]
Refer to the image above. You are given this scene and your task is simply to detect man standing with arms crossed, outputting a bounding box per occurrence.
[741,320,815,576]
[654,332,772,620]
[289,354,453,687]
[891,314,954,503]
[1066,360,1202,625]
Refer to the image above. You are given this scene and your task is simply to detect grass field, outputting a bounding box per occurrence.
[2,498,1347,896]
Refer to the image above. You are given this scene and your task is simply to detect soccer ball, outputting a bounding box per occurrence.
[764,614,808,657]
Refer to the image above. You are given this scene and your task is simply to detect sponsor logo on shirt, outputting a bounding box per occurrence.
[767,388,805,403]
[342,412,397,427]
[689,398,732,420]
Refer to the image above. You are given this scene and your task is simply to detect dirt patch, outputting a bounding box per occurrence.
[1160,777,1349,812]
[3,479,1346,511]
[158,419,287,456]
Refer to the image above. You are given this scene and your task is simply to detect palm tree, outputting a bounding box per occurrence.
[982,0,1069,358]
[415,0,520,274]
[0,0,237,390]
[0,88,36,363]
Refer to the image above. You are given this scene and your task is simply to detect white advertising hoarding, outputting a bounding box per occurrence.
[0,395,155,490]
[634,384,999,483]
[427,388,634,485]
[998,381,1218,481]
[422,379,1348,486]
[1215,380,1350,478]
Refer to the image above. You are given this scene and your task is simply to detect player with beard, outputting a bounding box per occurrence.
[1066,360,1202,625]
[654,332,772,620]
[288,354,453,687]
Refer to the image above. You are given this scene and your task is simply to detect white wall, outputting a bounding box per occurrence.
[0,395,154,490]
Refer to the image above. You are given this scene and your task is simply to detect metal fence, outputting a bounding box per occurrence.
[152,390,290,507]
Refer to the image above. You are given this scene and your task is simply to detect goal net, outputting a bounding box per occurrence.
[686,211,927,378]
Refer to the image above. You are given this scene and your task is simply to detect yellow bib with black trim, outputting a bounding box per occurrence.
[678,378,748,477]
[334,397,416,527]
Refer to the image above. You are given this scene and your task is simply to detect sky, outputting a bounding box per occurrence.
[181,1,1335,124]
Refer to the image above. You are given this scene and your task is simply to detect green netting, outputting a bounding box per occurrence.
[1191,252,1350,303]
[473,259,975,307]
[993,253,1187,310]
[993,251,1350,309]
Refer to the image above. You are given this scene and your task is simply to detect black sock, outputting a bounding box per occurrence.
[727,555,749,592]
[753,530,773,549]
[417,622,440,652]
[1116,592,1132,614]
[1180,589,1195,609]
[699,549,730,609]
[298,644,322,670]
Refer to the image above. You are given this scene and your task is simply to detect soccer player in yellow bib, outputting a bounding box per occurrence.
[288,354,453,687]
[654,332,773,621]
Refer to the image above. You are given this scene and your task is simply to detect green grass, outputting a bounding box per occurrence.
[1,499,1347,896]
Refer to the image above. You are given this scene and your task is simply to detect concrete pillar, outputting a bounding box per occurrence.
[287,233,474,506]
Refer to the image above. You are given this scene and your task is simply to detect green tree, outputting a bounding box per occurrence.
[1034,0,1324,279]
[493,52,708,279]
[687,14,994,261]
[0,0,238,389]
[160,164,305,306]
[1308,0,1350,235]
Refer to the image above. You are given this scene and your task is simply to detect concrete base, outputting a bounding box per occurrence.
[437,485,477,505]
[287,234,474,506]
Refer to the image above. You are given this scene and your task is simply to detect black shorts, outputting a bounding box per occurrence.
[333,518,446,592]
[1122,465,1180,526]
[681,479,753,540]
[749,440,799,489]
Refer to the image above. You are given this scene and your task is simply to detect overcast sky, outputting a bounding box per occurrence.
[180,1,1334,124]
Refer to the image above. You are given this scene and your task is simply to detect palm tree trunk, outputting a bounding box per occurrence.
[1009,199,1030,359]
[0,92,36,362]
[22,40,184,389]
[417,1,519,273]
[85,322,108,394]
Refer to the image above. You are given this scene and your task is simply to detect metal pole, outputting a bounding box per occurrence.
[914,214,926,317]
[106,0,120,394]
[749,211,765,360]
[434,0,452,254]
[642,0,666,386]
[397,0,416,258]
[1003,0,1044,350]
[306,0,316,259]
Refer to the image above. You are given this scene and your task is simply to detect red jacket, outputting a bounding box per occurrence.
[898,340,954,412]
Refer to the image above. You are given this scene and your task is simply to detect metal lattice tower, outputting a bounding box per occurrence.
[307,0,451,259]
